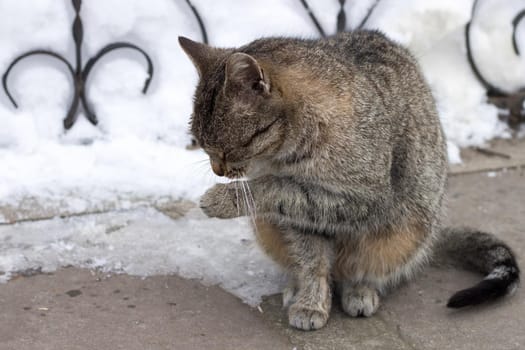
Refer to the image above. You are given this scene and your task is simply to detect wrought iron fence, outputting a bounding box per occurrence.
[2,0,524,131]
[465,0,525,128]
[2,0,154,130]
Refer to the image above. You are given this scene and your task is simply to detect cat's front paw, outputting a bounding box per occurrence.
[200,184,239,219]
[288,304,329,331]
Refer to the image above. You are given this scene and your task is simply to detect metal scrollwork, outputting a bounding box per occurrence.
[464,0,525,127]
[299,0,381,36]
[2,0,154,130]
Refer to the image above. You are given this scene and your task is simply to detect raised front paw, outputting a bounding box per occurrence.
[200,183,240,219]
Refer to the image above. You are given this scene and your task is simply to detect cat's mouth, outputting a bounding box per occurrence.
[225,167,246,179]
[210,159,246,179]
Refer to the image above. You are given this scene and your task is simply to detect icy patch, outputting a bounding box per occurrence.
[0,207,284,306]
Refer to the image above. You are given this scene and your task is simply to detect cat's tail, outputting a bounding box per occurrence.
[434,227,520,308]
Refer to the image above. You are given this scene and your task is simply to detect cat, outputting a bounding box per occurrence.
[178,31,520,331]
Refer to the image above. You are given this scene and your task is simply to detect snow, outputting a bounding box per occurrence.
[0,207,284,306]
[1,0,524,304]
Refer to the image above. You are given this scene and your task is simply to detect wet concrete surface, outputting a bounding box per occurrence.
[0,269,293,350]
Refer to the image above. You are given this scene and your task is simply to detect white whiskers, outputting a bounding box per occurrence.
[240,180,257,229]
[244,181,257,218]
[234,180,240,216]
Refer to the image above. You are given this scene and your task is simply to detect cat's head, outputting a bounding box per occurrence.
[179,37,286,179]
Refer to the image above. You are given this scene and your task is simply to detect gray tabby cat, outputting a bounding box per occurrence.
[179,31,519,331]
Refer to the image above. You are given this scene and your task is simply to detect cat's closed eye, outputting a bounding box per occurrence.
[241,116,282,148]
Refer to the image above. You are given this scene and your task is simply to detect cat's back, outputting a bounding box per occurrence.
[242,30,416,75]
[329,30,416,66]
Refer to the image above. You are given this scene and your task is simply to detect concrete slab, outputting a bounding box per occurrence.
[0,195,194,225]
[449,137,525,175]
[261,294,412,350]
[0,269,293,350]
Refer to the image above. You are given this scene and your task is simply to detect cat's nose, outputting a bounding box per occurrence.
[210,159,225,177]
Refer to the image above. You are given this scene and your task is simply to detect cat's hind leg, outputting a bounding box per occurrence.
[339,282,380,317]
[334,222,431,318]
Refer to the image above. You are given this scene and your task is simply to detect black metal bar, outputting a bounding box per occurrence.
[465,0,507,96]
[512,9,525,55]
[298,0,381,36]
[2,50,76,108]
[1,0,155,130]
[298,0,327,37]
[357,0,380,29]
[80,42,154,125]
[336,0,347,33]
[65,81,82,129]
[465,0,525,127]
[72,0,83,73]
[82,42,154,94]
[185,0,209,44]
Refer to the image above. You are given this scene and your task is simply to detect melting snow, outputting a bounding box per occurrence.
[0,207,284,306]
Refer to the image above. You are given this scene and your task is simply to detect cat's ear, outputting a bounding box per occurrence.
[225,53,270,96]
[179,36,219,76]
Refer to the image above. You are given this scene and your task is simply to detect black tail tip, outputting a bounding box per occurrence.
[447,278,518,308]
[447,288,480,308]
